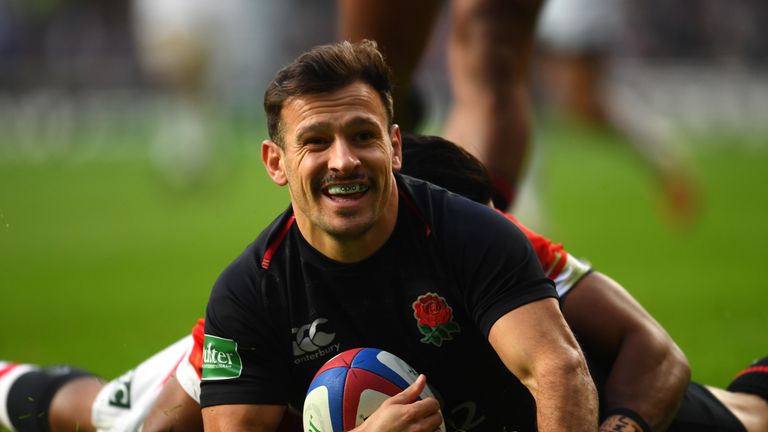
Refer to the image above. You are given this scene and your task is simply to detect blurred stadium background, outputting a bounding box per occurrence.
[1,0,767,397]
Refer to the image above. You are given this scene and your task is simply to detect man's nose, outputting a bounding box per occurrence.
[328,138,361,172]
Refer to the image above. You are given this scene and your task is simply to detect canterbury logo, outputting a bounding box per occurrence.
[291,318,336,356]
[108,370,133,409]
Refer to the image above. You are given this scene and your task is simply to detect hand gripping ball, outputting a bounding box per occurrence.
[302,347,445,432]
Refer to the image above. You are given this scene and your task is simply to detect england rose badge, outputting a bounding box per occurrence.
[412,293,461,347]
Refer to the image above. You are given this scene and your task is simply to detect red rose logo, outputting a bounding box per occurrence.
[413,293,453,327]
[412,293,461,347]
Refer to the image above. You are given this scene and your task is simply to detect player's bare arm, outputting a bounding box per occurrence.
[202,403,286,432]
[563,272,690,430]
[488,297,598,431]
[143,375,203,432]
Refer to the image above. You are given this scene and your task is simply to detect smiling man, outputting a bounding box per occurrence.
[200,40,597,432]
[262,80,400,262]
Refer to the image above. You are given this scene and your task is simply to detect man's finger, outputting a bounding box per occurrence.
[387,374,427,405]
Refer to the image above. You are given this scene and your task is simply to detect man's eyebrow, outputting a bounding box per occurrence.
[294,117,381,140]
[295,122,332,140]
[344,116,380,129]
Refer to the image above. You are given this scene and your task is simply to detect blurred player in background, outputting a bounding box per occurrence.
[3,133,766,432]
[132,0,264,188]
[534,0,625,128]
[133,0,218,187]
[132,0,339,189]
[534,0,700,225]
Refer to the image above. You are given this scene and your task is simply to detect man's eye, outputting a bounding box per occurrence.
[355,131,374,142]
[305,137,329,146]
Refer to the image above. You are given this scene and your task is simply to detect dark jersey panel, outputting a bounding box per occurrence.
[202,174,557,431]
[667,383,747,432]
[404,177,559,335]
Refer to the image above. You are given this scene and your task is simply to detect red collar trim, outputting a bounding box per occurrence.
[261,215,296,269]
[261,187,429,269]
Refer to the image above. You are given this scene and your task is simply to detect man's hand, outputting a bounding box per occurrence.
[353,374,444,432]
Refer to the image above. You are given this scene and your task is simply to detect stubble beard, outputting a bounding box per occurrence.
[306,171,382,241]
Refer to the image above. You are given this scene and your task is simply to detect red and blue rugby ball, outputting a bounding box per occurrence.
[302,347,445,432]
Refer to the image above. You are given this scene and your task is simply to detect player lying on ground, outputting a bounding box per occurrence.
[2,133,767,432]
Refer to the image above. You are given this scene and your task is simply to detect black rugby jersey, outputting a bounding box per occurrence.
[201,174,557,431]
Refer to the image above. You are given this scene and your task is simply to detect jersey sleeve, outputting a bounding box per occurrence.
[200,255,291,408]
[440,198,559,336]
[500,211,592,297]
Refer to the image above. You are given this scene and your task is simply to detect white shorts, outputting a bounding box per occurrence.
[537,0,627,53]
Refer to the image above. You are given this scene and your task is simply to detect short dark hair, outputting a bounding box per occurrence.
[400,134,494,205]
[263,40,394,146]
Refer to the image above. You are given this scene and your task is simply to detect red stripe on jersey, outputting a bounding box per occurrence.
[190,318,205,379]
[0,363,18,378]
[262,215,296,269]
[261,188,428,270]
[735,365,768,378]
[161,351,188,389]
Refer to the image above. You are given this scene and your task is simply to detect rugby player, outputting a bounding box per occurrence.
[198,38,596,432]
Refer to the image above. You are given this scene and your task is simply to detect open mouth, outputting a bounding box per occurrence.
[324,183,370,200]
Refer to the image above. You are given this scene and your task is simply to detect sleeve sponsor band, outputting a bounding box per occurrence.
[202,334,243,380]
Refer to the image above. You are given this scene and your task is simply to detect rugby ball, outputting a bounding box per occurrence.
[302,347,445,432]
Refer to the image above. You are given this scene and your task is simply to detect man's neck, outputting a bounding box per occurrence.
[295,186,400,264]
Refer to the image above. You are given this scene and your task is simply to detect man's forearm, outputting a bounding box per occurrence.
[488,299,599,430]
[600,329,690,430]
[201,403,286,432]
[534,350,598,431]
[561,271,691,431]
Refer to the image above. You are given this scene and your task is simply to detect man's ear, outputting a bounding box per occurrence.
[390,124,403,171]
[262,140,288,186]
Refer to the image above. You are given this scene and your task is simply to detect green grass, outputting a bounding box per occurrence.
[1,120,766,391]
[0,134,290,378]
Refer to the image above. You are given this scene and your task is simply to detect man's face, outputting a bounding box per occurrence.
[263,82,402,245]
